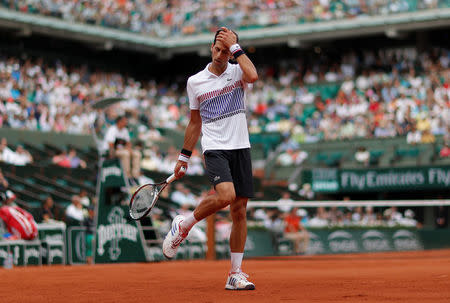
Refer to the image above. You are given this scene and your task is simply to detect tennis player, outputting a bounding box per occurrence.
[163,27,258,290]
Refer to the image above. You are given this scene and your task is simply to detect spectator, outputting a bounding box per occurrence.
[79,189,91,207]
[355,146,370,166]
[0,138,15,163]
[398,209,418,227]
[83,206,96,264]
[406,124,422,145]
[361,206,376,226]
[68,149,87,169]
[277,192,294,214]
[40,196,57,223]
[439,143,450,158]
[308,207,328,228]
[52,150,71,168]
[420,129,435,144]
[170,183,198,208]
[10,145,33,166]
[65,195,85,224]
[103,115,141,183]
[283,207,309,254]
[298,183,314,200]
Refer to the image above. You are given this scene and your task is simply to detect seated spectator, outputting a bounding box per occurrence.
[277,192,294,214]
[439,143,450,158]
[384,206,403,226]
[170,183,198,208]
[68,149,87,168]
[103,115,141,183]
[264,209,284,234]
[65,195,85,224]
[398,209,418,227]
[52,150,71,168]
[0,138,15,163]
[11,145,33,166]
[79,189,91,207]
[420,129,435,144]
[277,148,308,166]
[406,125,421,145]
[361,206,376,226]
[298,183,314,200]
[40,196,58,223]
[283,207,309,254]
[308,207,328,228]
[355,146,370,166]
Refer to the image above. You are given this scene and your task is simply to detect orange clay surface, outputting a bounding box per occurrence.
[1,249,449,303]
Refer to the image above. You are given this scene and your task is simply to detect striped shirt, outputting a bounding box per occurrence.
[187,63,251,152]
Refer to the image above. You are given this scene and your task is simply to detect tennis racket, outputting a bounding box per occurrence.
[129,167,186,220]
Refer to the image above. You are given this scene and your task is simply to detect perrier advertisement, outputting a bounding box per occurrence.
[94,158,146,263]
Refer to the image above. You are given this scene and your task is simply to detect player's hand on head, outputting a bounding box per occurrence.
[175,161,187,179]
[217,28,237,49]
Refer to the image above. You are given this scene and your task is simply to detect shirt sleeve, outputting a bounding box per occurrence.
[187,78,199,110]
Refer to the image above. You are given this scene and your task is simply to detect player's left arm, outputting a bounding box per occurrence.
[216,27,258,83]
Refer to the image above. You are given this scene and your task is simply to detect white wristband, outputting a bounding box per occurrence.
[178,154,190,163]
[229,44,241,54]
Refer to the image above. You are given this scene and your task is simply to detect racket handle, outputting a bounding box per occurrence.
[166,166,186,184]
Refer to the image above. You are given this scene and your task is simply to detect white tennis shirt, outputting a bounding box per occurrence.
[187,63,251,152]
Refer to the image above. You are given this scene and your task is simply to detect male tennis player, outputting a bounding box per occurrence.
[163,27,258,290]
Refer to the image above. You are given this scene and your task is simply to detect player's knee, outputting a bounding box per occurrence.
[217,192,235,208]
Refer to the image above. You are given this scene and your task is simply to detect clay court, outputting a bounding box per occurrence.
[1,249,449,303]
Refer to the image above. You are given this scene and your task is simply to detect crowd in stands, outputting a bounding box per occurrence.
[1,47,449,145]
[2,0,447,37]
[250,193,420,231]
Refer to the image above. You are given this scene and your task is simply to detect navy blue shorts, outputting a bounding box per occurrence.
[203,148,254,198]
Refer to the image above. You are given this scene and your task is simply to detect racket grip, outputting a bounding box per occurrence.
[166,166,186,184]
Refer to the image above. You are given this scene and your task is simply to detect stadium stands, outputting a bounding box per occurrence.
[2,0,448,37]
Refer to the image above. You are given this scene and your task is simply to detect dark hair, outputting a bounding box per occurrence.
[213,28,239,45]
[116,115,127,123]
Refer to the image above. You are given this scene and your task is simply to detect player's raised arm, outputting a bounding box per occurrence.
[175,109,202,178]
[216,27,258,83]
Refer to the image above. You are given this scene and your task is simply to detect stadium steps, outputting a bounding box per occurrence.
[32,173,80,196]
[3,172,72,203]
[60,175,96,195]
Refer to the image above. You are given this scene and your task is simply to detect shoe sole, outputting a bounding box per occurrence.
[225,285,255,290]
[162,252,173,260]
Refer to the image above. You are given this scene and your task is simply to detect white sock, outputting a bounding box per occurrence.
[180,212,198,232]
[230,252,244,273]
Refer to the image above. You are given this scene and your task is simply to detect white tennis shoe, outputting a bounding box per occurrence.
[162,215,188,259]
[225,271,255,290]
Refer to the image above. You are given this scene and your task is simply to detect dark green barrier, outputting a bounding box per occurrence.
[94,159,147,263]
[304,228,423,255]
[244,229,276,257]
[0,240,42,266]
[67,227,87,264]
[37,223,66,265]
